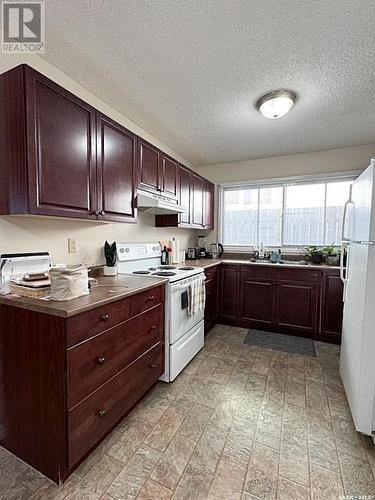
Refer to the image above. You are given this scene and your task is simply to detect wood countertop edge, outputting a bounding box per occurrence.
[185,259,339,271]
[0,277,168,318]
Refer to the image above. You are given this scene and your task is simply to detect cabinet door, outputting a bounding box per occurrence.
[240,277,275,326]
[203,181,214,229]
[275,281,318,333]
[191,173,204,228]
[320,272,343,337]
[219,265,240,321]
[25,67,97,219]
[161,155,178,199]
[96,113,137,222]
[138,139,161,194]
[205,269,219,333]
[178,165,192,227]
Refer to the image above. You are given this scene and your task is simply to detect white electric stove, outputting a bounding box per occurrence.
[116,242,205,381]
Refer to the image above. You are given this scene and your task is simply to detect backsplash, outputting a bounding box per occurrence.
[0,212,206,267]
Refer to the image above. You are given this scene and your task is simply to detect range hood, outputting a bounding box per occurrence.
[137,190,186,215]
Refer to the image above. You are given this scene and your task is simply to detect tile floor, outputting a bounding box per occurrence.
[1,324,375,499]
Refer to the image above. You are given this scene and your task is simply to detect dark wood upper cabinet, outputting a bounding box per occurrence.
[0,63,215,226]
[161,154,178,199]
[179,165,192,226]
[0,64,138,223]
[191,173,204,228]
[96,113,137,222]
[320,270,343,338]
[203,180,214,230]
[138,139,161,194]
[25,67,97,219]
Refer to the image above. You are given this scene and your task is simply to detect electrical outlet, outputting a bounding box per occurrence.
[68,238,77,254]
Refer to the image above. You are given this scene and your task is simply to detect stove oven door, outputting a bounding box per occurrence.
[169,275,205,345]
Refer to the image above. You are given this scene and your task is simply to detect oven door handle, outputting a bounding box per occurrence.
[170,276,206,293]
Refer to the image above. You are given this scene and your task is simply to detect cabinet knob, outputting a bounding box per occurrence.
[100,314,109,321]
[151,325,157,330]
[150,363,157,369]
[147,295,155,301]
[97,409,107,418]
[96,356,106,365]
[100,210,105,216]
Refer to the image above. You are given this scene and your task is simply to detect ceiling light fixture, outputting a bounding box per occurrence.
[255,89,297,119]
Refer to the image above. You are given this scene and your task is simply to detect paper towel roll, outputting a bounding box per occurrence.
[169,239,180,264]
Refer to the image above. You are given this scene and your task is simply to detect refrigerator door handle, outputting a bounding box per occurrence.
[341,184,353,242]
[340,242,349,299]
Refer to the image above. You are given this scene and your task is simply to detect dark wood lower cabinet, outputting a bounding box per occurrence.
[219,264,240,321]
[204,266,219,333]
[275,281,318,335]
[320,270,344,341]
[0,284,165,483]
[240,271,275,327]
[216,263,342,343]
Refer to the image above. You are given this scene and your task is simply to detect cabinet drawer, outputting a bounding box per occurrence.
[66,298,130,347]
[129,285,164,317]
[68,342,164,467]
[277,268,320,283]
[67,304,164,408]
[241,265,277,280]
[205,265,219,281]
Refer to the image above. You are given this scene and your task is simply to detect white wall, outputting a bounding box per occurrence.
[196,144,375,244]
[196,144,375,184]
[0,55,198,265]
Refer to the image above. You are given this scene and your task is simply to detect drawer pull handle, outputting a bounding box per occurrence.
[100,314,109,321]
[96,356,106,365]
[150,363,157,369]
[151,325,157,330]
[98,409,107,418]
[146,295,155,301]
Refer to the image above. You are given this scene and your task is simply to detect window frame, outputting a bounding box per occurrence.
[218,170,361,252]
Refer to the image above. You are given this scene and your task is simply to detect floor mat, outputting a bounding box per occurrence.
[244,329,316,357]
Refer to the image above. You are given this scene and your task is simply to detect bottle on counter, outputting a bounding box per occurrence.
[161,246,169,265]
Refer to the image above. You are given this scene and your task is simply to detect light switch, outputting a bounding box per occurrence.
[68,238,77,254]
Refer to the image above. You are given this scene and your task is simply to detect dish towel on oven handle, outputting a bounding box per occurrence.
[188,276,206,316]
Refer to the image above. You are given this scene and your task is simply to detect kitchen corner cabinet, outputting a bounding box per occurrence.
[0,64,137,222]
[204,266,219,333]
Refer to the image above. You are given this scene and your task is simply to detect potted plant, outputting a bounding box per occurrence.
[103,241,117,276]
[322,244,340,266]
[304,246,324,264]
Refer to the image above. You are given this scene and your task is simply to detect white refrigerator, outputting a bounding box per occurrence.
[340,159,375,437]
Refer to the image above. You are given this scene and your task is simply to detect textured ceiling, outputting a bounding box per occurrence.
[42,0,375,165]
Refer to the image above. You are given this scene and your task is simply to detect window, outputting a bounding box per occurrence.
[220,176,355,248]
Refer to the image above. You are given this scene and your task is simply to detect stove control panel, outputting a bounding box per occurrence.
[116,242,161,261]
